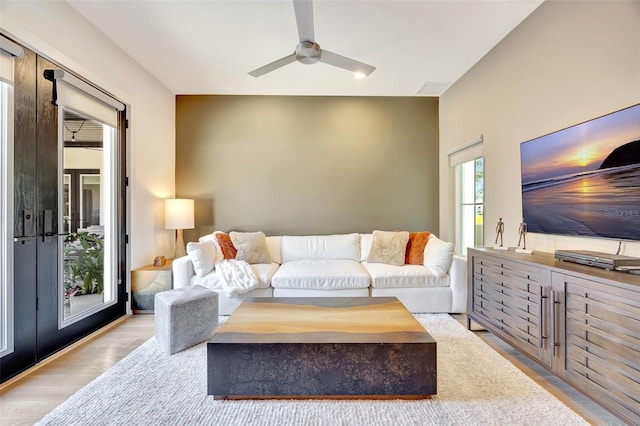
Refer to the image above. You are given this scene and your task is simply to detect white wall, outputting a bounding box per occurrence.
[439,0,640,257]
[0,1,176,269]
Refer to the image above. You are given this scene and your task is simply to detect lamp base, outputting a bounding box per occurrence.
[174,229,186,259]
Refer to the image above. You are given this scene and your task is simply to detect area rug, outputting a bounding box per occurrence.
[37,314,587,425]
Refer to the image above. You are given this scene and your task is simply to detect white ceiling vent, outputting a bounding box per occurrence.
[416,82,451,96]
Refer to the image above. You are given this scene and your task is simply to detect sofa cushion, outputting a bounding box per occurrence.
[280,234,360,263]
[271,259,370,290]
[363,262,450,288]
[186,241,218,277]
[405,231,431,265]
[266,236,282,264]
[190,262,278,290]
[360,233,372,262]
[367,230,409,266]
[423,235,455,278]
[230,231,271,264]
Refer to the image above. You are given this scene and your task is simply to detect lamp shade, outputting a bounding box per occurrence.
[165,199,194,230]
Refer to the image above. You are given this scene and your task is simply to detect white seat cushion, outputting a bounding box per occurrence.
[190,262,278,290]
[363,262,450,288]
[271,259,370,290]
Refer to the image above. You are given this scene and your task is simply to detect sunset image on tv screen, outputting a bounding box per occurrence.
[520,104,640,240]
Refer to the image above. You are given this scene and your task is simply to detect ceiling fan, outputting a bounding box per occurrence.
[248,0,376,78]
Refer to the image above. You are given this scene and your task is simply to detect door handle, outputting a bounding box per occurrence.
[13,236,38,244]
[44,232,69,238]
[41,210,67,241]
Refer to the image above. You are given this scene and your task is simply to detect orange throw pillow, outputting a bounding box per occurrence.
[405,231,431,265]
[215,232,237,259]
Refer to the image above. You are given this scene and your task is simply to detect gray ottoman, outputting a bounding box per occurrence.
[155,285,218,355]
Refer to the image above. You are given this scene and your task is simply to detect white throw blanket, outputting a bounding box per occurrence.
[215,259,259,298]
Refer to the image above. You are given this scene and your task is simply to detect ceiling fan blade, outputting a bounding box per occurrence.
[293,0,314,42]
[248,53,297,78]
[319,49,376,76]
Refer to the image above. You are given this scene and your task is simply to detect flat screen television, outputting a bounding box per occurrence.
[520,104,640,241]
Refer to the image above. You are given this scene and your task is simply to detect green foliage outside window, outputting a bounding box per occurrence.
[63,232,104,299]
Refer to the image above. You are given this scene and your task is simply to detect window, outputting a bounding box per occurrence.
[63,169,100,233]
[458,158,484,255]
[449,136,484,256]
[60,110,118,323]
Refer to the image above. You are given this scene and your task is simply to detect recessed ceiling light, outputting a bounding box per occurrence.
[354,72,366,79]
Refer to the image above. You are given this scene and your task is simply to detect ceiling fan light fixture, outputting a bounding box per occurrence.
[354,72,366,79]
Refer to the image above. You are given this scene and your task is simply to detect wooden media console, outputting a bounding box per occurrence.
[467,248,640,424]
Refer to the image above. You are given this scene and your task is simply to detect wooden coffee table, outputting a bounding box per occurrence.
[207,297,436,399]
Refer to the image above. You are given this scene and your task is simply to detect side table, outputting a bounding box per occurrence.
[131,259,173,313]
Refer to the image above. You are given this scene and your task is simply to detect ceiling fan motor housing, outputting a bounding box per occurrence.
[296,41,321,64]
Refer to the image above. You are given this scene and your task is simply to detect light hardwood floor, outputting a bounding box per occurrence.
[0,314,625,426]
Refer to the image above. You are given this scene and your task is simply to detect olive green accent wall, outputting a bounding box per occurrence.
[176,96,439,241]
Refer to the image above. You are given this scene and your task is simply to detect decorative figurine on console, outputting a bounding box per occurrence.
[493,217,508,250]
[515,218,533,254]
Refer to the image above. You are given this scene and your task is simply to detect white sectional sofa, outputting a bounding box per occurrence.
[172,232,466,315]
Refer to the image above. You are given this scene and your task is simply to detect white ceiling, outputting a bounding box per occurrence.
[68,0,543,97]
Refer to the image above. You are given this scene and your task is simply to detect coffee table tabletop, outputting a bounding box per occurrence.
[212,296,434,343]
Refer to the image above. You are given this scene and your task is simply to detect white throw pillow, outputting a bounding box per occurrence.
[229,231,272,264]
[198,231,224,260]
[367,230,410,266]
[423,235,454,277]
[186,241,218,277]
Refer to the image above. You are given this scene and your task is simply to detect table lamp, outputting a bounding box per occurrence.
[165,198,194,258]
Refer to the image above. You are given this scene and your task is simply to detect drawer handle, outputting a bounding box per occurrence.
[552,290,561,356]
[540,294,548,347]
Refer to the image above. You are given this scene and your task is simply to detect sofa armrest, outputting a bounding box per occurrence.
[449,255,467,313]
[172,255,195,289]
